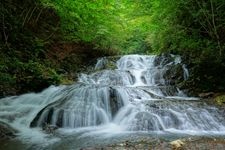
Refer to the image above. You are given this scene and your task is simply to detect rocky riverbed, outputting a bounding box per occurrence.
[83,137,225,150]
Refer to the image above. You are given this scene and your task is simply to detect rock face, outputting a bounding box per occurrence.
[0,122,17,139]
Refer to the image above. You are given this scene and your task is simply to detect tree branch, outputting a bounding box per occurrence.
[35,8,44,23]
[210,0,222,56]
[27,6,37,24]
[22,7,32,27]
[2,14,8,46]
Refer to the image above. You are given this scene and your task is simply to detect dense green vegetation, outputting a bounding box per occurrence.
[0,0,113,96]
[1,0,225,96]
[144,0,225,93]
[39,0,152,53]
[0,0,61,96]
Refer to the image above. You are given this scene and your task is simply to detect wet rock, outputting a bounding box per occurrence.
[199,92,214,98]
[109,87,124,117]
[163,64,184,85]
[42,123,58,134]
[0,122,17,139]
[94,57,118,70]
[154,53,174,66]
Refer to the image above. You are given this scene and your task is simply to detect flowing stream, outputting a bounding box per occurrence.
[1,55,225,149]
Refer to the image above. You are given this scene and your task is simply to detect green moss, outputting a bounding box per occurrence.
[60,78,74,85]
[215,95,225,105]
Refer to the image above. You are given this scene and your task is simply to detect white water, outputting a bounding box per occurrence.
[1,54,225,148]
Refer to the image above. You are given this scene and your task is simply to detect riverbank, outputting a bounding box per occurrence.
[83,137,225,150]
[1,135,225,150]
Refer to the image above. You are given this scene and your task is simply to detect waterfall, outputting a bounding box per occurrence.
[1,54,225,144]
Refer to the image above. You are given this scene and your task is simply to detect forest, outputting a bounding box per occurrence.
[1,0,225,96]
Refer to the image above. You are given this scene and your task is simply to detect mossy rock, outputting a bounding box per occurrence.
[60,78,74,85]
[215,95,225,105]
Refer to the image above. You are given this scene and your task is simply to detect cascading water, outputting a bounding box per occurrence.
[1,54,225,149]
